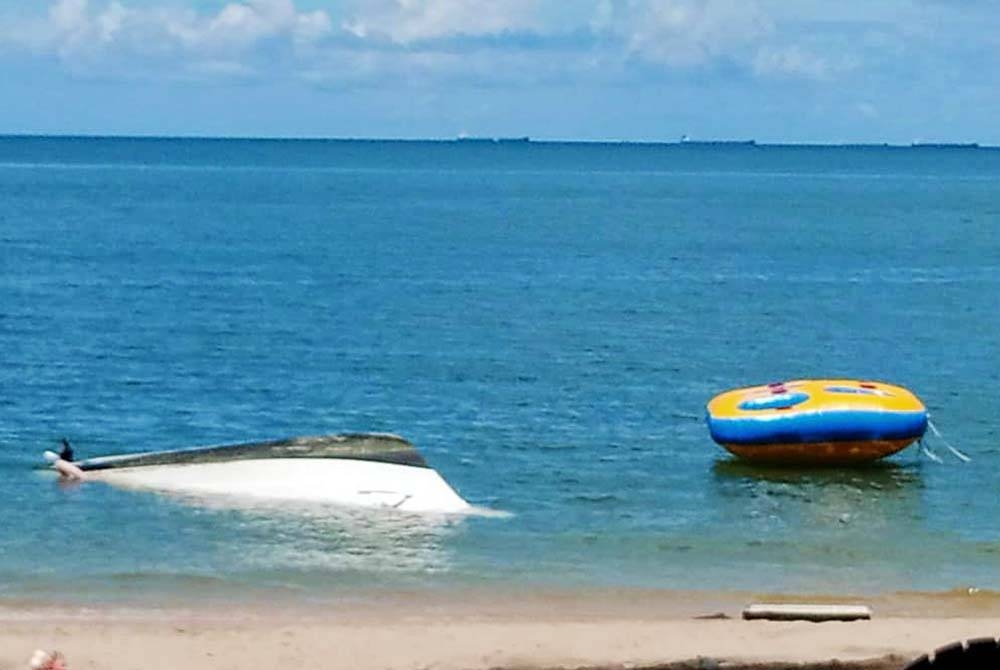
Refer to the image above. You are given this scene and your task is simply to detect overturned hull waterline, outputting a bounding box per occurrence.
[65,433,472,514]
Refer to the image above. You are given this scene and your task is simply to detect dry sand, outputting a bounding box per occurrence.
[1,589,997,670]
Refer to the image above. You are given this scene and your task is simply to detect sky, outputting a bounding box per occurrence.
[0,0,998,143]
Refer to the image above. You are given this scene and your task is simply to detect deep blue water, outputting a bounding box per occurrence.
[1,137,999,602]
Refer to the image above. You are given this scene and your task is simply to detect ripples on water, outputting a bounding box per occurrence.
[1,138,998,601]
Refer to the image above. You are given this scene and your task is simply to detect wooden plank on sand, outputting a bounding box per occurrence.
[742,603,872,622]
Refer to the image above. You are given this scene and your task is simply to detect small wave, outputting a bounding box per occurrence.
[464,505,514,519]
[102,571,231,586]
[571,493,621,504]
[890,586,1000,599]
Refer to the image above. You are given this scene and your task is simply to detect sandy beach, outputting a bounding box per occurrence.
[2,589,998,670]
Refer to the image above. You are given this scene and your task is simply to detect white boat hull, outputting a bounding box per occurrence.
[89,458,471,513]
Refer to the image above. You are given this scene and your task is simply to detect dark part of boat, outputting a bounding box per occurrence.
[74,433,429,472]
[59,437,74,462]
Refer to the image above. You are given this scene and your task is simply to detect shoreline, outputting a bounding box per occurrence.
[1,589,998,670]
[4,583,999,619]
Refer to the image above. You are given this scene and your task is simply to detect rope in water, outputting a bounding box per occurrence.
[920,419,971,463]
[927,419,972,462]
[919,438,944,463]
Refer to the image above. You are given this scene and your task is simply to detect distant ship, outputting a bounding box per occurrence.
[837,143,892,149]
[455,136,531,144]
[910,142,980,149]
[679,135,756,146]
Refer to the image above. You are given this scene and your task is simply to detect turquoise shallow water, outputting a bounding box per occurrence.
[1,137,998,603]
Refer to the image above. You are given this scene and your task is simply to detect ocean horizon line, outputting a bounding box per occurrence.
[0,132,995,150]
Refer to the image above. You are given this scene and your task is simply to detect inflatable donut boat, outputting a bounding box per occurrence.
[706,379,928,464]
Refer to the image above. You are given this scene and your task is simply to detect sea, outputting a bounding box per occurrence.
[1,136,998,605]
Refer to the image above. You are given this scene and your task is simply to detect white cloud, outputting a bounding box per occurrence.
[298,42,599,90]
[95,2,126,42]
[4,0,989,88]
[20,0,332,65]
[193,0,332,48]
[341,0,541,43]
[592,1,874,81]
[49,0,87,34]
[607,0,774,67]
[295,10,333,44]
[854,101,879,119]
[752,45,835,79]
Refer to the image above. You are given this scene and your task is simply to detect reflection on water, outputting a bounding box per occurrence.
[712,458,923,492]
[178,495,467,576]
[0,476,475,603]
[710,458,926,552]
[687,458,933,592]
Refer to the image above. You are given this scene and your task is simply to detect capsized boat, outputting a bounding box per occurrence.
[706,379,928,464]
[47,433,470,513]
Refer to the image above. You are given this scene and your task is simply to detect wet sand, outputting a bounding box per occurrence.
[1,588,998,670]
